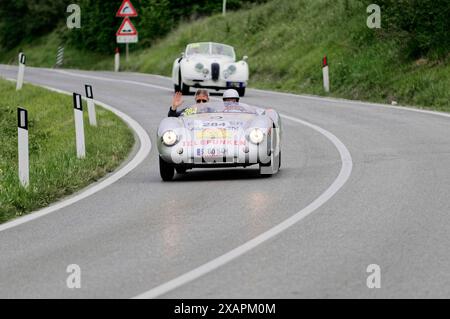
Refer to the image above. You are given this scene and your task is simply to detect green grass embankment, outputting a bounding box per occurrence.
[0,78,134,223]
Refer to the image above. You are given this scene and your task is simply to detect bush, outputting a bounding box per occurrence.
[0,0,69,50]
[359,0,450,59]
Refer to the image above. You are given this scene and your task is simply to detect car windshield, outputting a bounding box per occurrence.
[186,43,235,59]
[180,102,261,116]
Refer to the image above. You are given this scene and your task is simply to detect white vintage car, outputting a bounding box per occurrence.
[172,42,249,97]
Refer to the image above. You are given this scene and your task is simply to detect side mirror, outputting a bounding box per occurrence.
[243,55,248,61]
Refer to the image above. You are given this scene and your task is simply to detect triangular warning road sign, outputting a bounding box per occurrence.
[116,18,138,36]
[116,0,138,17]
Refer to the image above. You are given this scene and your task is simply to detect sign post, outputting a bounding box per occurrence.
[73,93,86,159]
[85,85,97,127]
[17,53,26,91]
[322,56,330,93]
[17,108,29,187]
[116,0,138,64]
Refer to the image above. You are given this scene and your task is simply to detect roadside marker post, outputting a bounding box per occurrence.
[114,48,120,72]
[16,53,26,91]
[56,46,65,68]
[73,93,86,159]
[17,108,29,187]
[85,85,97,127]
[322,56,330,93]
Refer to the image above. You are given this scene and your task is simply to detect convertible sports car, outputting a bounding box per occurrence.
[172,42,249,97]
[157,102,281,181]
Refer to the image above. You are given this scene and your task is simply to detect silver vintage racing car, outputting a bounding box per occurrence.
[157,101,281,181]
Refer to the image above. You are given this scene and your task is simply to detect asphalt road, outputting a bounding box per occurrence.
[1,65,450,298]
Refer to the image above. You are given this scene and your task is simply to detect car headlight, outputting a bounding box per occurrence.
[249,128,264,144]
[224,65,237,79]
[162,131,178,146]
[195,63,204,73]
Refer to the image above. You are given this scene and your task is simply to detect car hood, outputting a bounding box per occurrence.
[181,113,256,131]
[184,55,235,64]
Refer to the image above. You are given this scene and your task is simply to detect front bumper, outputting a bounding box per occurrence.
[184,78,247,90]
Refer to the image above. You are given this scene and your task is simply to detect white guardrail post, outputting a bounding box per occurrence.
[17,108,29,187]
[73,93,86,159]
[322,55,330,93]
[16,53,26,91]
[85,84,97,126]
[114,47,120,72]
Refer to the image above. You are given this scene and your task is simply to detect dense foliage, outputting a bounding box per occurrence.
[1,0,448,58]
[0,0,267,53]
[0,0,70,50]
[358,0,450,58]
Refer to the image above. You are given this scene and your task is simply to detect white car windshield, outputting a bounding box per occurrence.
[180,102,262,116]
[186,43,235,59]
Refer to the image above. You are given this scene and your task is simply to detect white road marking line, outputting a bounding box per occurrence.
[55,70,173,92]
[44,70,355,299]
[3,67,447,297]
[0,80,152,233]
[133,113,353,299]
[53,69,450,120]
[249,88,450,119]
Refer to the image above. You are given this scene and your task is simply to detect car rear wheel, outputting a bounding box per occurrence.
[159,156,175,181]
[174,84,180,92]
[237,88,246,97]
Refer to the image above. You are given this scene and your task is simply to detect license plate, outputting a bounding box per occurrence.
[226,81,244,88]
[196,148,227,157]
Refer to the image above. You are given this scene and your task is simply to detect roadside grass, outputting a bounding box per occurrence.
[0,31,114,71]
[1,0,448,111]
[0,78,134,224]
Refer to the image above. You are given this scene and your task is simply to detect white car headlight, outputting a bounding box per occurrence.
[224,65,237,79]
[195,63,204,73]
[249,128,264,144]
[162,131,178,146]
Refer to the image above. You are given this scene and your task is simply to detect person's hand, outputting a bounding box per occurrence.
[171,92,183,111]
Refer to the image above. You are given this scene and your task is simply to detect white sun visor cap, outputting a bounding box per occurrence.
[223,89,240,100]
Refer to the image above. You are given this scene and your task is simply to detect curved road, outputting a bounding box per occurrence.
[1,65,450,298]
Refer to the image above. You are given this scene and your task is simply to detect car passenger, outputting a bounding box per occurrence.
[222,89,245,112]
[168,89,210,117]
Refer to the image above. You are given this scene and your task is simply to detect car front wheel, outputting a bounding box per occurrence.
[159,156,175,181]
[181,82,190,95]
[237,87,246,97]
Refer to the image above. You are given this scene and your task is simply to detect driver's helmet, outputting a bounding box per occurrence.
[223,89,240,102]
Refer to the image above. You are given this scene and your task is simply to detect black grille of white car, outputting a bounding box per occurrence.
[211,63,220,81]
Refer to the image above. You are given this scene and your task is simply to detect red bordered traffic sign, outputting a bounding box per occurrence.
[116,17,138,36]
[116,0,138,17]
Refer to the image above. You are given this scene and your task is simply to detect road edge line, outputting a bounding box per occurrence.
[133,113,353,299]
[0,79,152,232]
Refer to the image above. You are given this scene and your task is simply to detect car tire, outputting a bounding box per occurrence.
[238,88,246,97]
[159,156,175,181]
[278,151,281,169]
[175,166,187,174]
[181,82,190,95]
[174,84,180,92]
